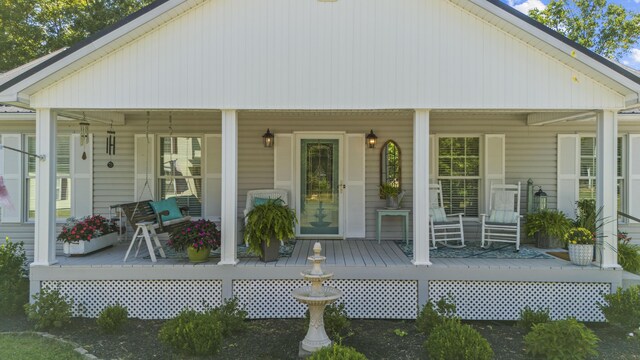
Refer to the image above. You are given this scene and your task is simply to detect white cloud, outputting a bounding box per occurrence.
[631,48,640,63]
[511,0,546,13]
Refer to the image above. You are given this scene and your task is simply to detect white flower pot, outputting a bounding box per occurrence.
[568,243,594,266]
[63,232,118,256]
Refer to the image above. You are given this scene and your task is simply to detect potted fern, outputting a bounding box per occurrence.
[524,209,571,248]
[244,199,297,262]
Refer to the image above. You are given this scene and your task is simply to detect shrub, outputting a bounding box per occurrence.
[517,306,551,330]
[617,232,640,274]
[97,304,128,334]
[524,318,599,360]
[598,285,640,332]
[0,237,29,315]
[207,297,248,336]
[305,303,351,339]
[24,287,73,330]
[416,295,457,335]
[158,309,224,356]
[308,344,367,360]
[424,319,494,360]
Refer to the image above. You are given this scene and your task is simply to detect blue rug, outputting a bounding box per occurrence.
[395,241,553,259]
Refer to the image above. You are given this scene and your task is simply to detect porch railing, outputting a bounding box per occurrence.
[618,211,640,223]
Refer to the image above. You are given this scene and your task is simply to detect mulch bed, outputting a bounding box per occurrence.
[1,315,638,359]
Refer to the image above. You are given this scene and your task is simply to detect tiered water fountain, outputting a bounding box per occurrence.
[292,242,343,354]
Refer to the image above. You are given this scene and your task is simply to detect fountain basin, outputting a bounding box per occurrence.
[301,270,334,280]
[292,285,343,304]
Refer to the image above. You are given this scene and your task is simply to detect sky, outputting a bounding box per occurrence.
[504,0,640,69]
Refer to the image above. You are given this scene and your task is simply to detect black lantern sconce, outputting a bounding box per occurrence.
[366,129,378,149]
[534,186,548,212]
[262,129,274,148]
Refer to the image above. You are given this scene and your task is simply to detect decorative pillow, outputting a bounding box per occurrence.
[489,210,518,224]
[430,207,447,223]
[150,198,183,221]
[253,197,284,206]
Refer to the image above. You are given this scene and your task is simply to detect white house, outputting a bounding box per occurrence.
[1,0,639,321]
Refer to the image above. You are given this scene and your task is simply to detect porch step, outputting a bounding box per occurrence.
[622,271,640,289]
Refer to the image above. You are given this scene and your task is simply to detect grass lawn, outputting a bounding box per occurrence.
[0,333,83,360]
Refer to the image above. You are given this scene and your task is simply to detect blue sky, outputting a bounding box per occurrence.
[504,0,640,69]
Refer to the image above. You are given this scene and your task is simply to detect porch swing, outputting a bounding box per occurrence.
[118,112,191,236]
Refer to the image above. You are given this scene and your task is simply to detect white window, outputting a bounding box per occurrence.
[158,136,203,217]
[25,135,71,221]
[578,136,624,211]
[437,137,481,217]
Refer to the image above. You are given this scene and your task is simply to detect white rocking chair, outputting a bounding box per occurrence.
[480,182,522,251]
[429,182,465,249]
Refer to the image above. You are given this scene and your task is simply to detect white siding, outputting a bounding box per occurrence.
[31,0,624,110]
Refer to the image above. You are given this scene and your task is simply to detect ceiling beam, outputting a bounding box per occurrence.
[527,111,595,126]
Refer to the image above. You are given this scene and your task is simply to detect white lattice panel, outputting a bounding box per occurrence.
[428,281,609,322]
[233,279,417,319]
[42,280,222,319]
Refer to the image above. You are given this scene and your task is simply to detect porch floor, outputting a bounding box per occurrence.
[52,239,579,270]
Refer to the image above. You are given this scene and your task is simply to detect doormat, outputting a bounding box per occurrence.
[547,251,570,261]
[395,241,553,259]
[144,241,295,260]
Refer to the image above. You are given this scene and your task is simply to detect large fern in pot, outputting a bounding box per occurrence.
[244,199,297,260]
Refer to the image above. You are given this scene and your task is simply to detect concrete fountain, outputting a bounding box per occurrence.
[292,242,343,355]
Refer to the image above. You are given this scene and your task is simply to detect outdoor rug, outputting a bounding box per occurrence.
[395,241,553,259]
[144,241,295,260]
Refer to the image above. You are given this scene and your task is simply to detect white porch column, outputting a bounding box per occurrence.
[32,109,57,266]
[413,109,431,266]
[219,110,239,265]
[595,110,619,268]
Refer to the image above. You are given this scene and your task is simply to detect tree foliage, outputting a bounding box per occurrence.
[528,0,640,60]
[0,0,154,72]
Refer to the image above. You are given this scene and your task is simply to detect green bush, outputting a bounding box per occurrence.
[424,319,494,360]
[598,285,640,332]
[416,295,457,335]
[208,297,248,336]
[305,303,351,339]
[517,306,551,330]
[24,287,73,330]
[158,309,224,356]
[524,318,599,360]
[0,237,29,315]
[308,344,367,360]
[97,303,128,334]
[617,232,640,274]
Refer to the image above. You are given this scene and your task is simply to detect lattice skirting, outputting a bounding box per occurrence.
[428,281,609,322]
[233,279,418,319]
[42,280,222,319]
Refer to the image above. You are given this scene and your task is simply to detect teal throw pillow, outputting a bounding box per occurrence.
[253,197,270,206]
[150,198,183,221]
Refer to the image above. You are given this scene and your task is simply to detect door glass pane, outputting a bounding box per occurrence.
[300,139,339,235]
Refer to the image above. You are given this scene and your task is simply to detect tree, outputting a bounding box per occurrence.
[0,0,154,72]
[528,0,640,60]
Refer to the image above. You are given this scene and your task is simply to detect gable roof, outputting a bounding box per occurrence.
[1,0,639,107]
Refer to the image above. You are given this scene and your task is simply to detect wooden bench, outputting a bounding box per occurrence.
[118,200,191,236]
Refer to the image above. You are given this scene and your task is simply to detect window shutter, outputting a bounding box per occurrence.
[628,134,640,223]
[274,134,294,209]
[204,134,221,220]
[0,134,23,223]
[134,134,155,201]
[484,134,505,214]
[429,134,436,184]
[345,133,365,238]
[71,134,92,217]
[557,134,579,218]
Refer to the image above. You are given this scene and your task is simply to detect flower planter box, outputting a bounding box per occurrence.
[63,232,118,256]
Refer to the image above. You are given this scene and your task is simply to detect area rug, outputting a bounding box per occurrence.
[394,241,553,259]
[144,241,295,260]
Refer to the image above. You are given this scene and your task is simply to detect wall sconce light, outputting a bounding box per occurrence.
[262,129,274,148]
[366,129,378,149]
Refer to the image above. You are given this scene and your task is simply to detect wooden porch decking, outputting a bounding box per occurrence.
[52,239,577,270]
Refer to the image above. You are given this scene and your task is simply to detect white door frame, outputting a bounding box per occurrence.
[294,132,345,239]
